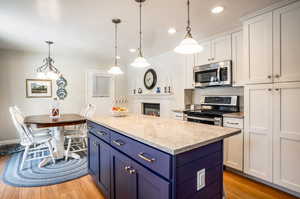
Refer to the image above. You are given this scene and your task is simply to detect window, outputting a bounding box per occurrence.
[92,75,111,97]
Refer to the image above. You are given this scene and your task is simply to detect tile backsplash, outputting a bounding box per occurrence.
[193,87,244,111]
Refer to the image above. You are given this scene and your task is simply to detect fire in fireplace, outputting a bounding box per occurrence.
[143,103,160,117]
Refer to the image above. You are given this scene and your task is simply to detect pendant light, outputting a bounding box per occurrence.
[174,0,203,54]
[108,19,124,75]
[36,41,61,79]
[131,0,150,68]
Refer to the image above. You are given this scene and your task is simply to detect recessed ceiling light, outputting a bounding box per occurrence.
[168,28,177,35]
[129,48,136,53]
[211,6,224,14]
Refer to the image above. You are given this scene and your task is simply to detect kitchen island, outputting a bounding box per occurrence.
[87,114,240,199]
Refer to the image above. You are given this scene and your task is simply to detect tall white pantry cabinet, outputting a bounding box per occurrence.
[243,0,300,193]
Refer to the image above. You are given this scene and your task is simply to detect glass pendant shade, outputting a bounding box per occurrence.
[174,35,203,54]
[108,65,123,75]
[131,56,150,68]
[175,0,202,55]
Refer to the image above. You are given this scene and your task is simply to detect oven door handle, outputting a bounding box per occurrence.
[217,67,221,82]
[187,116,216,122]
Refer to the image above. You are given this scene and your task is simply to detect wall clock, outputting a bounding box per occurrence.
[144,69,157,90]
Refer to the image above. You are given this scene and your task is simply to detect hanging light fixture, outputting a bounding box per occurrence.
[174,0,203,54]
[131,0,150,68]
[36,41,61,79]
[108,18,124,75]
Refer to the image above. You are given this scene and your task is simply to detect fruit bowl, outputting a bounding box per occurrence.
[111,107,128,117]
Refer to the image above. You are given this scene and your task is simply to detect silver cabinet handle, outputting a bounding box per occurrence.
[112,140,125,146]
[93,141,97,146]
[124,166,131,172]
[129,169,136,174]
[138,153,155,163]
[226,122,239,125]
[97,130,107,136]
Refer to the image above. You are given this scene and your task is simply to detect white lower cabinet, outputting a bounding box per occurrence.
[244,83,300,192]
[273,82,300,193]
[223,117,244,171]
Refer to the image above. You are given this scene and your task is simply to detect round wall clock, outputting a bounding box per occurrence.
[144,69,157,90]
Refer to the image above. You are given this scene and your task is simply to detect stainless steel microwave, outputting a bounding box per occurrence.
[193,60,232,88]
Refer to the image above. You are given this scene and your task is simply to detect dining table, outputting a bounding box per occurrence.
[24,114,86,167]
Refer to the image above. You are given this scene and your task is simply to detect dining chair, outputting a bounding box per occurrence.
[9,107,56,170]
[64,104,96,160]
[14,105,52,137]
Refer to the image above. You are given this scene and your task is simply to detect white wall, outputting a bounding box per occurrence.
[0,49,125,142]
[126,50,186,117]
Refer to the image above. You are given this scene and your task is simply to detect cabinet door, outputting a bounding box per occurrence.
[273,1,300,83]
[196,41,211,66]
[243,13,273,84]
[88,135,111,198]
[223,118,244,171]
[211,34,232,63]
[273,82,300,193]
[232,31,244,86]
[132,159,170,199]
[244,84,273,182]
[88,135,99,178]
[111,149,137,199]
[184,54,195,89]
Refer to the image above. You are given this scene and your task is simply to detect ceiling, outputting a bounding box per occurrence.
[0,0,283,65]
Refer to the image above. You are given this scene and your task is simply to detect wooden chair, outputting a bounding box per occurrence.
[64,104,96,160]
[9,107,56,170]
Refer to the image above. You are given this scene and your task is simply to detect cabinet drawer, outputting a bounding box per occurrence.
[87,121,111,143]
[110,131,171,179]
[223,118,243,129]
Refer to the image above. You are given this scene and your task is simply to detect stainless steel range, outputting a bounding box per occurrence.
[184,96,239,126]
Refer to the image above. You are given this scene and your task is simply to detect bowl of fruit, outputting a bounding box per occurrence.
[111,107,129,117]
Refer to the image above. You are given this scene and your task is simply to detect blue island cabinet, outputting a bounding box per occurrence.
[88,134,111,198]
[87,121,223,199]
[111,148,170,199]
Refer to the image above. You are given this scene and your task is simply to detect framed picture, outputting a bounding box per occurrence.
[26,79,52,98]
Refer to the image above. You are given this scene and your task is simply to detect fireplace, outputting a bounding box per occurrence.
[143,103,160,117]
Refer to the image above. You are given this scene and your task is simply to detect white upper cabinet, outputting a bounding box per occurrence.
[232,31,244,86]
[244,84,273,182]
[243,12,273,84]
[273,82,300,193]
[195,41,211,66]
[273,1,300,83]
[211,35,232,63]
[195,34,231,66]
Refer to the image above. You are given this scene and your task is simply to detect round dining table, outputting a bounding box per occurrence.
[24,114,86,167]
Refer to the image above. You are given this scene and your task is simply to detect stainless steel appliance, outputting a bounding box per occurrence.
[184,96,239,126]
[194,60,232,88]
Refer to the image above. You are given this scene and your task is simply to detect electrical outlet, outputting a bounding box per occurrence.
[197,169,205,191]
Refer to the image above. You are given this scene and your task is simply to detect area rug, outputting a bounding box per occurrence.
[1,151,88,187]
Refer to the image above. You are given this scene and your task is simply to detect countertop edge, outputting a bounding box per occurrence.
[87,118,241,155]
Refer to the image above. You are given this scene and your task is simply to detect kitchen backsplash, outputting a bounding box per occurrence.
[193,86,244,111]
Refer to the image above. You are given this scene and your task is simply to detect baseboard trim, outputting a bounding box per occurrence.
[224,166,300,198]
[0,139,20,146]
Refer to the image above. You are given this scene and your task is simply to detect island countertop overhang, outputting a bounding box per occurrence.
[88,114,241,155]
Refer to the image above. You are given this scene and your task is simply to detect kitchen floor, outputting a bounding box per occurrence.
[0,156,297,199]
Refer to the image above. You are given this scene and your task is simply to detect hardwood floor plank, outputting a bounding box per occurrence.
[0,155,298,199]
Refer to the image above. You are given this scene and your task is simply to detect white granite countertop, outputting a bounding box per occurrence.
[88,114,241,155]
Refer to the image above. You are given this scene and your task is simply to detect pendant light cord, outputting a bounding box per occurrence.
[139,1,143,57]
[186,0,192,35]
[115,22,118,66]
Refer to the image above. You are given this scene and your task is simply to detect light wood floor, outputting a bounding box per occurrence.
[0,155,298,199]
